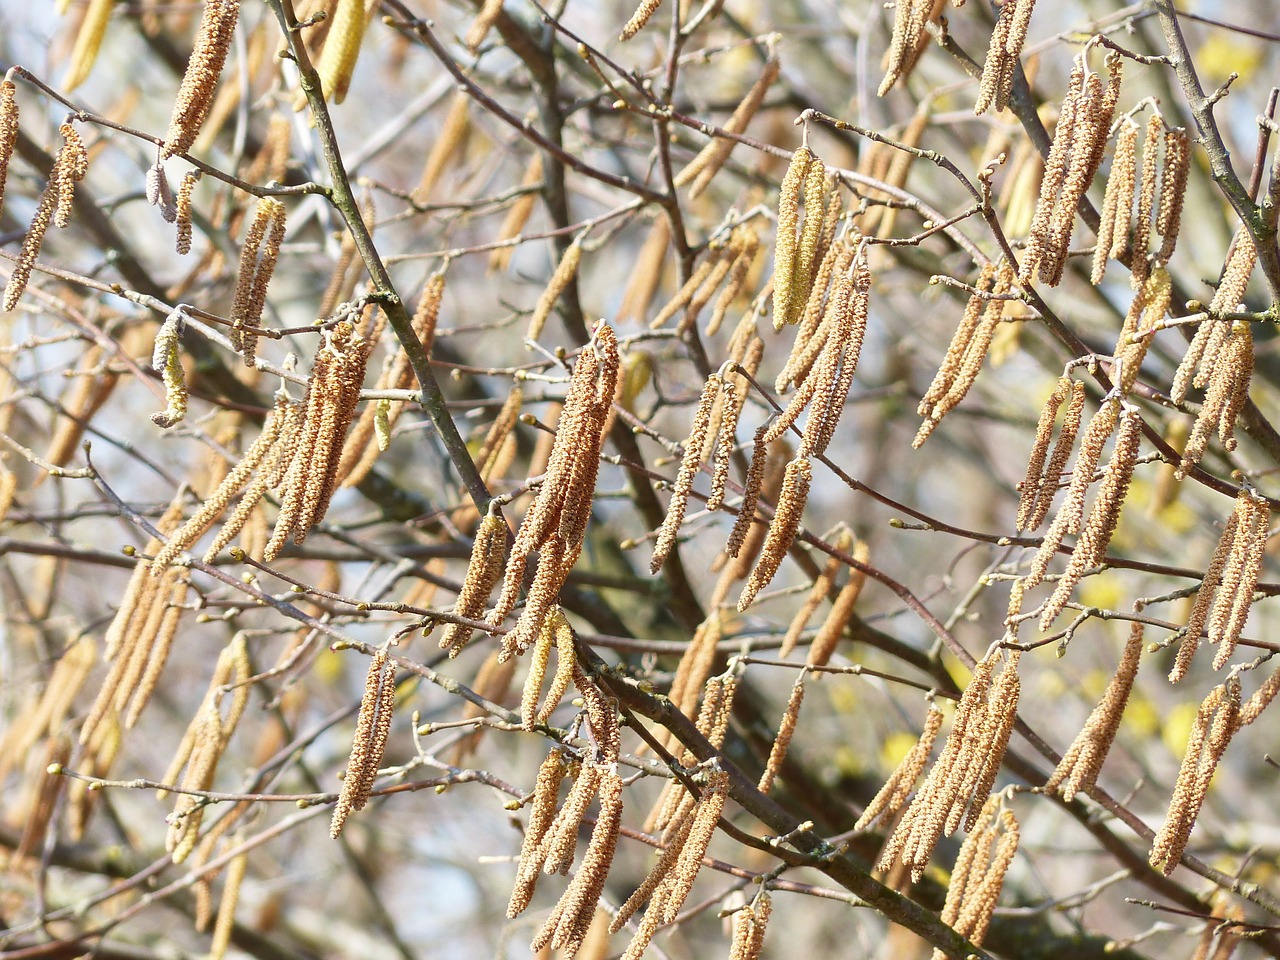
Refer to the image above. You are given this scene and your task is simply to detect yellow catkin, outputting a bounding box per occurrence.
[229,197,286,366]
[62,0,115,91]
[975,0,1036,115]
[737,456,811,610]
[330,648,397,838]
[150,308,189,428]
[527,239,582,342]
[855,702,944,830]
[772,147,813,330]
[793,163,829,324]
[879,0,930,96]
[1172,508,1238,681]
[1038,407,1142,630]
[53,123,88,229]
[1021,59,1084,283]
[1046,622,1144,799]
[314,0,365,104]
[618,217,670,324]
[1207,493,1269,670]
[619,0,662,41]
[163,0,240,157]
[780,540,845,658]
[806,539,869,666]
[1017,377,1069,528]
[660,768,728,922]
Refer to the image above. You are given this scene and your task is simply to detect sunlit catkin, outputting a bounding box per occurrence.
[314,0,365,104]
[1092,120,1138,285]
[1045,622,1144,799]
[855,701,944,830]
[619,0,661,41]
[1130,113,1163,290]
[330,649,396,839]
[507,750,569,918]
[661,768,728,922]
[53,124,87,229]
[680,58,781,199]
[738,455,811,610]
[879,0,929,96]
[1039,408,1142,631]
[439,506,507,657]
[162,0,240,158]
[1156,126,1190,263]
[228,197,286,366]
[1150,679,1241,875]
[772,147,813,329]
[150,308,189,429]
[1017,377,1069,529]
[975,0,1035,114]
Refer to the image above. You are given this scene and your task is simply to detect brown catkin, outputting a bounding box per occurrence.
[330,649,396,839]
[439,507,508,656]
[507,750,569,917]
[661,769,728,922]
[163,0,240,157]
[175,170,200,255]
[738,456,811,610]
[780,540,845,658]
[879,0,930,96]
[758,674,805,795]
[855,702,944,830]
[527,239,582,342]
[1209,493,1269,670]
[1025,378,1083,533]
[53,124,87,229]
[0,79,17,221]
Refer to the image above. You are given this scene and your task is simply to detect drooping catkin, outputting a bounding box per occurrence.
[53,124,87,229]
[878,0,930,96]
[855,701,944,830]
[4,132,79,310]
[465,0,506,53]
[1130,113,1163,290]
[208,847,247,960]
[228,197,286,366]
[162,0,240,158]
[930,800,1019,959]
[1150,678,1241,875]
[679,58,781,199]
[1025,397,1120,590]
[175,170,200,255]
[737,455,811,610]
[520,606,566,728]
[1017,377,1069,529]
[439,506,507,657]
[807,538,869,667]
[330,649,397,839]
[507,750,569,918]
[1172,230,1257,406]
[1156,126,1191,264]
[313,0,366,104]
[531,771,623,957]
[757,673,805,795]
[801,248,872,457]
[660,768,728,922]
[914,259,1015,446]
[975,0,1035,115]
[150,308,189,428]
[488,325,619,656]
[62,0,115,91]
[1177,319,1253,478]
[1092,120,1138,285]
[0,79,17,221]
[772,147,813,330]
[1021,59,1085,283]
[266,319,373,559]
[1039,407,1142,630]
[489,154,543,272]
[1045,622,1144,799]
[619,0,662,41]
[652,374,721,572]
